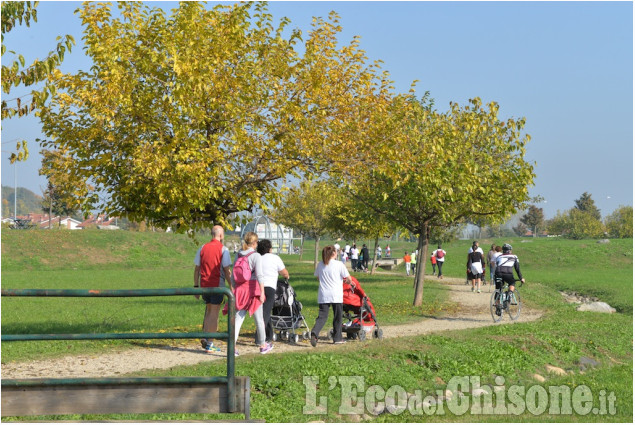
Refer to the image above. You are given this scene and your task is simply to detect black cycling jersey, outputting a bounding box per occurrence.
[494,254,523,288]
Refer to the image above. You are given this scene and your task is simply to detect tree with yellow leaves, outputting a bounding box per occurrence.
[338,95,535,306]
[38,2,394,231]
[272,180,337,269]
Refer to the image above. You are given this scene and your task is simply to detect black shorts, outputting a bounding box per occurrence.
[495,274,516,289]
[202,291,225,305]
[467,271,483,280]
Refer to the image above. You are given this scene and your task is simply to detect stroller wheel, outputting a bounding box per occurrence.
[281,331,289,341]
[292,334,300,344]
[272,332,278,342]
[374,328,383,340]
[303,331,310,340]
[359,330,367,341]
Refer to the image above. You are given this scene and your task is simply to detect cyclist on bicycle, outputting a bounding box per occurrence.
[494,243,525,312]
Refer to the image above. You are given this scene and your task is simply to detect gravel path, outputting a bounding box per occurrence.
[1,277,542,379]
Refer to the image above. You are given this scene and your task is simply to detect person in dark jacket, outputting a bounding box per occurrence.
[467,242,485,293]
[361,244,369,270]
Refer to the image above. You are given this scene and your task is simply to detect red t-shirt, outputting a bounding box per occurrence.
[199,240,224,287]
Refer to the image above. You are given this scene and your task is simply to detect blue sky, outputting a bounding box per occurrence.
[1,1,632,219]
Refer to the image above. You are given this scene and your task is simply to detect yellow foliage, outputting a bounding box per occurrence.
[39,2,397,232]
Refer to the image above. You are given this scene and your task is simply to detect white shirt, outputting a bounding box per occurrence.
[350,248,359,260]
[314,260,350,304]
[260,253,286,290]
[468,247,484,254]
[334,243,341,252]
[490,251,501,265]
[344,245,351,254]
[496,253,519,268]
[432,249,446,262]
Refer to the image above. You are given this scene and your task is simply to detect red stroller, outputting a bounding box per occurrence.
[339,276,383,341]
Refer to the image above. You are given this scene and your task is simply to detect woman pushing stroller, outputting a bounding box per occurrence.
[310,245,353,346]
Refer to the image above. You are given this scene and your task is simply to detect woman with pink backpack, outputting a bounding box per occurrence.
[227,231,273,356]
[431,244,446,279]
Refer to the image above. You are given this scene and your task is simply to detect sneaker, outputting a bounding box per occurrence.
[260,342,274,354]
[471,287,475,292]
[310,333,318,347]
[334,340,347,344]
[495,307,502,316]
[205,342,221,353]
[200,339,208,349]
[477,289,481,293]
[234,349,240,357]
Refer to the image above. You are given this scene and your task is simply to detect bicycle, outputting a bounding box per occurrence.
[490,278,523,322]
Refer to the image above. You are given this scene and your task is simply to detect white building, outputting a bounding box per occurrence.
[240,215,301,254]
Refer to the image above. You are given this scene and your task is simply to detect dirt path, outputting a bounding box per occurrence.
[1,277,542,379]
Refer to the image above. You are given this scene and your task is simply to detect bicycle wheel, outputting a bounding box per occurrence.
[490,290,503,323]
[506,289,521,320]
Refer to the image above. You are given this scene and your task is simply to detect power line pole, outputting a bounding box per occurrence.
[13,162,17,218]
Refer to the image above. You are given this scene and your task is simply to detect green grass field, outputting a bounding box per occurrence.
[1,230,632,422]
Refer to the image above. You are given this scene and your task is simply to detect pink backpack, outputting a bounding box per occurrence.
[233,251,256,286]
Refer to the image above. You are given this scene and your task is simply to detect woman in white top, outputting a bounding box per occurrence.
[310,245,351,347]
[432,244,446,279]
[350,245,359,271]
[257,239,289,344]
[486,244,498,285]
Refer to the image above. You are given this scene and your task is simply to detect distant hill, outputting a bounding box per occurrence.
[1,185,43,217]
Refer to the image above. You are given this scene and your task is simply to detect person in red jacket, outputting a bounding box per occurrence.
[194,225,232,353]
[403,252,412,276]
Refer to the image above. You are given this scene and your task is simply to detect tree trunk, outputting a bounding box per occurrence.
[370,233,380,275]
[413,222,429,307]
[313,235,321,270]
[299,234,305,261]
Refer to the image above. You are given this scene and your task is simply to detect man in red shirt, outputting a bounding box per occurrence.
[194,225,232,353]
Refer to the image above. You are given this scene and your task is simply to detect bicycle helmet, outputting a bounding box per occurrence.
[502,243,513,253]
